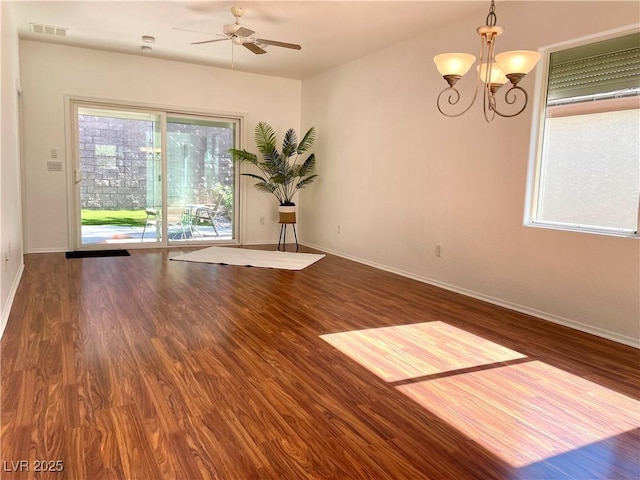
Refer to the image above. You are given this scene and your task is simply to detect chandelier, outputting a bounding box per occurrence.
[433,0,541,122]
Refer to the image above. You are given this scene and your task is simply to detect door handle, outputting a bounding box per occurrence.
[75,170,82,184]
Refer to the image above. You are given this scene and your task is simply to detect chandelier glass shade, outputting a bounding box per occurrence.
[434,1,541,122]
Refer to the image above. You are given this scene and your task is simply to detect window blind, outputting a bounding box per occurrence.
[547,32,640,101]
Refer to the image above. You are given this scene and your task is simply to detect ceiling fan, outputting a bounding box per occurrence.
[189,6,302,57]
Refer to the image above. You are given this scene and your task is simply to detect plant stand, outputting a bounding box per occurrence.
[277,205,298,252]
[278,221,298,252]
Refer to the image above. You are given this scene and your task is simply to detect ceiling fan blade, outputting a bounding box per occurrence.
[235,26,255,37]
[254,38,302,50]
[191,37,230,45]
[243,42,267,55]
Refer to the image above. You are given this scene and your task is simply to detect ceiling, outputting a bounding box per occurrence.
[8,1,492,80]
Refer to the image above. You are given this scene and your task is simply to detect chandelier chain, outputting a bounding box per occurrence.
[486,0,497,26]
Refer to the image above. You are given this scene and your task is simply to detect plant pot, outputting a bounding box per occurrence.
[278,205,296,224]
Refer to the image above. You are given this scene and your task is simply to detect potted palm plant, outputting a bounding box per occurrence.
[229,122,317,223]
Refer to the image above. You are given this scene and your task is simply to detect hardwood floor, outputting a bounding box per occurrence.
[1,246,638,479]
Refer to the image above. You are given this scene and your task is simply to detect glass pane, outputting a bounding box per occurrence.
[166,116,236,243]
[537,107,640,232]
[78,107,163,245]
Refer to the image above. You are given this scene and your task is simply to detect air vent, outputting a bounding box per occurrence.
[29,23,68,36]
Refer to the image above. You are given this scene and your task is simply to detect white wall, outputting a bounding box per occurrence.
[300,1,640,346]
[19,41,301,252]
[1,2,25,337]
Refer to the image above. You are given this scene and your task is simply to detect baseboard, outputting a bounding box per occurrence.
[0,262,25,340]
[301,242,639,349]
[241,240,289,247]
[26,247,68,254]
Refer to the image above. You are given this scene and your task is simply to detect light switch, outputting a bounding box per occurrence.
[50,149,58,158]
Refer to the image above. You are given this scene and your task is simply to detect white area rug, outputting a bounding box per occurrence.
[170,246,325,271]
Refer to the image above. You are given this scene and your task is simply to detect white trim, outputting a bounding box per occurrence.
[242,240,286,246]
[26,248,67,254]
[234,115,244,244]
[63,94,247,124]
[302,242,640,349]
[528,220,639,238]
[64,95,75,251]
[0,263,24,340]
[540,24,640,56]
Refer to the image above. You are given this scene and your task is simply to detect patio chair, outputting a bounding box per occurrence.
[167,203,193,240]
[141,209,160,241]
[142,204,190,241]
[193,193,223,236]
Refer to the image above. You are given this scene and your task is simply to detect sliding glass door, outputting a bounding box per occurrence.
[71,101,239,249]
[166,115,236,244]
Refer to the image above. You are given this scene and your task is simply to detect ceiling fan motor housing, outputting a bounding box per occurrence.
[223,23,240,35]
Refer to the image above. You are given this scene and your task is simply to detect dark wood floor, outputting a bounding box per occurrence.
[1,246,638,479]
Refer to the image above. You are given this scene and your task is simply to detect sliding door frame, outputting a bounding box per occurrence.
[65,95,247,250]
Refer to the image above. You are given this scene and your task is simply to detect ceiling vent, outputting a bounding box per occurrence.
[29,23,68,36]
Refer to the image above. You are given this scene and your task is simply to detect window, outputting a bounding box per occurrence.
[529,30,640,236]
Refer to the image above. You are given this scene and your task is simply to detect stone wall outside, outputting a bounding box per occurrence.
[78,115,235,214]
[79,115,152,209]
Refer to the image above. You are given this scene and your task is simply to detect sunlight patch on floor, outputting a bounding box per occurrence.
[321,321,640,468]
[320,321,526,382]
[397,360,640,467]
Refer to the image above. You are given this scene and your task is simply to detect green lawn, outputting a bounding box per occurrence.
[81,209,147,226]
